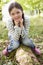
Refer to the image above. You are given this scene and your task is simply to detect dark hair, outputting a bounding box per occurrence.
[8,2,25,26]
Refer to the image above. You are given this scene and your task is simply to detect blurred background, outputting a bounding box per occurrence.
[0,0,43,65]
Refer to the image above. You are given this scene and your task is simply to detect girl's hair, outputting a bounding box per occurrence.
[8,2,25,26]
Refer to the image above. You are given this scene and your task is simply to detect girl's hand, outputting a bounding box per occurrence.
[14,21,19,26]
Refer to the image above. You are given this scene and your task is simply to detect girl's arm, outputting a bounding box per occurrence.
[6,19,21,41]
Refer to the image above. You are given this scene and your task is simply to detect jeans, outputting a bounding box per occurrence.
[7,34,35,52]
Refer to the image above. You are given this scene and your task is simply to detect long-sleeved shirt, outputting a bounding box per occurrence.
[6,15,30,41]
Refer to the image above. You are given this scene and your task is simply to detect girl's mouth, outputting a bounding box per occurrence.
[15,17,20,20]
[15,17,20,21]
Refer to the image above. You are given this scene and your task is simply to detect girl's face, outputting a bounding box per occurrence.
[10,7,23,22]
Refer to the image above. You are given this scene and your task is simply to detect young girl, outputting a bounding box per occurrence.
[2,2,41,56]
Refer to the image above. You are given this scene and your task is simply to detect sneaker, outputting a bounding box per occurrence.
[2,48,8,56]
[33,47,41,55]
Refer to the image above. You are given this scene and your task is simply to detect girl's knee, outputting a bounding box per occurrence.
[13,42,20,49]
[22,37,35,47]
[7,40,20,52]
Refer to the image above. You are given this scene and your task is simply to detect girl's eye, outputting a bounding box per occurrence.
[12,13,15,15]
[11,11,20,15]
[17,11,20,14]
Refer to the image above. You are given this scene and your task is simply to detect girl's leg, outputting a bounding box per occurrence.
[22,37,41,55]
[7,40,20,52]
[2,34,20,56]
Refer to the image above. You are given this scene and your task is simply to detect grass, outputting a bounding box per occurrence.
[0,21,8,41]
[0,16,43,65]
[29,16,43,42]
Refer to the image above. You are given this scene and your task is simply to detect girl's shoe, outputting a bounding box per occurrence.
[2,48,8,56]
[33,47,41,55]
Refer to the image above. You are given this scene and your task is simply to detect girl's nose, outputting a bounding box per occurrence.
[15,14,18,17]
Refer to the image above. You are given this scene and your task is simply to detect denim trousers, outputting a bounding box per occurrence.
[7,34,35,52]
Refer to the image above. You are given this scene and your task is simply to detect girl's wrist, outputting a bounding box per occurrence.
[20,24,24,28]
[15,24,19,26]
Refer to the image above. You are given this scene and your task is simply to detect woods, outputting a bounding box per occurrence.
[0,0,43,65]
[0,0,43,20]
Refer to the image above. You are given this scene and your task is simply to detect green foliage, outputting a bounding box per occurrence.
[0,11,2,20]
[0,21,8,40]
[29,16,43,42]
[15,0,43,10]
[0,0,43,19]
